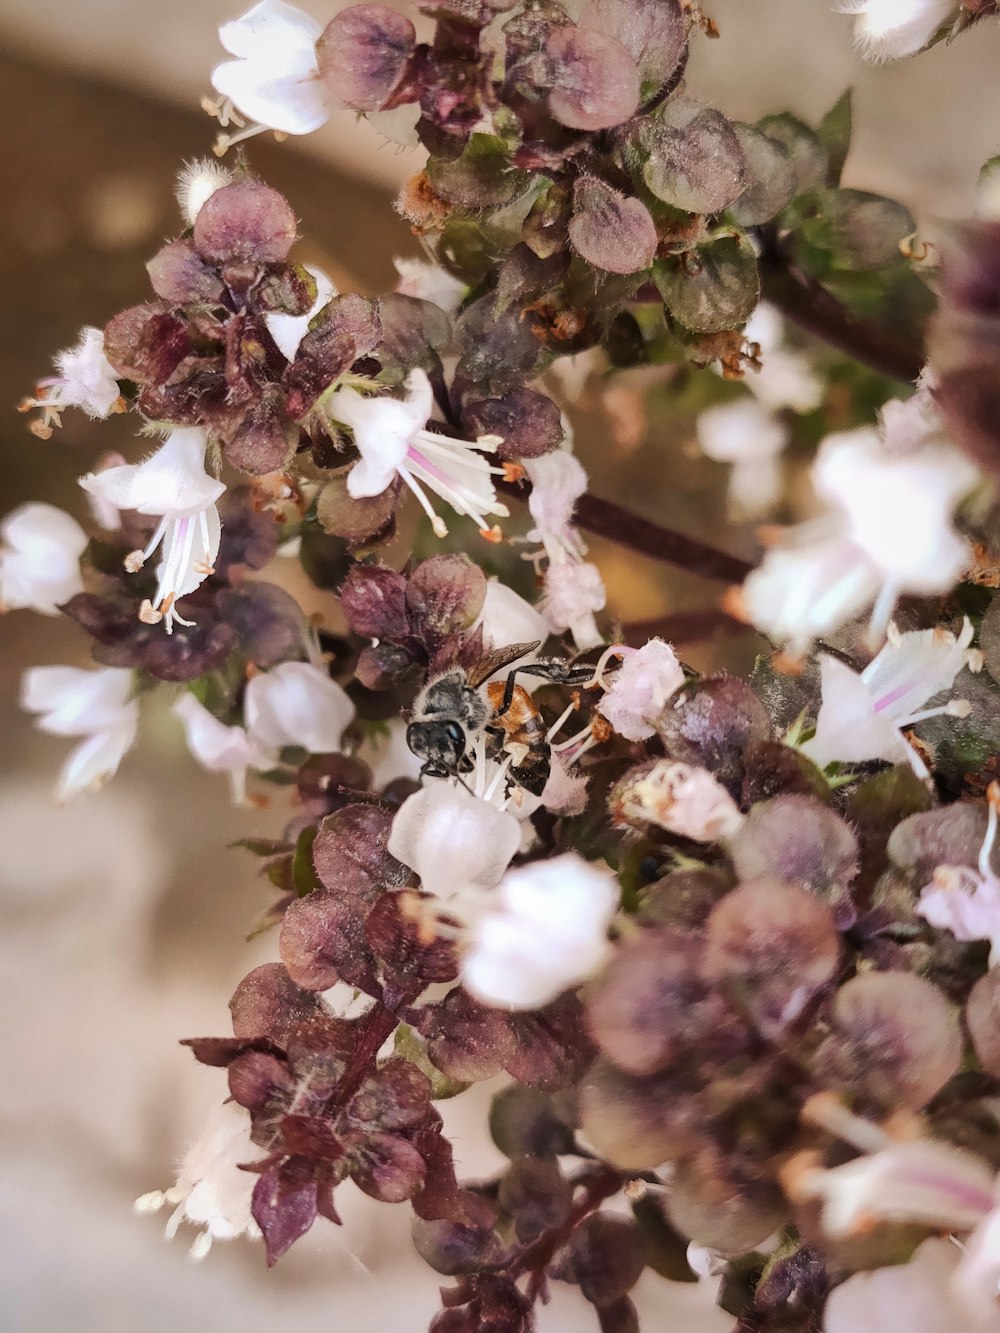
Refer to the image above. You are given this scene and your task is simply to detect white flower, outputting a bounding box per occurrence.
[462,854,619,1010]
[19,327,122,437]
[79,428,224,634]
[20,665,138,802]
[813,424,977,612]
[613,759,744,841]
[733,398,979,653]
[744,304,823,416]
[801,618,975,778]
[697,399,790,520]
[0,502,87,614]
[210,0,327,144]
[597,639,685,742]
[393,258,467,316]
[135,1099,261,1261]
[172,693,276,805]
[918,785,1000,963]
[539,559,606,650]
[265,264,337,362]
[523,451,606,650]
[477,579,548,653]
[328,369,509,539]
[976,157,1000,220]
[387,780,522,900]
[838,0,955,61]
[175,158,235,227]
[525,450,589,551]
[732,532,882,658]
[825,1239,993,1333]
[244,660,355,753]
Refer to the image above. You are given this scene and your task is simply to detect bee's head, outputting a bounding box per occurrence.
[406,719,466,772]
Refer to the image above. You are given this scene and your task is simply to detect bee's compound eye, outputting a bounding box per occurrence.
[445,721,465,749]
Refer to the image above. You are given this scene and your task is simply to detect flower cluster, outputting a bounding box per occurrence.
[14,1,1000,1329]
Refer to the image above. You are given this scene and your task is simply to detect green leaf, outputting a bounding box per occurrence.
[727,124,797,227]
[427,134,531,209]
[755,113,828,193]
[292,825,319,897]
[817,89,853,186]
[801,188,914,272]
[654,234,760,333]
[229,836,292,857]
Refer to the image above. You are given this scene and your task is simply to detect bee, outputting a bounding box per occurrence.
[406,641,594,795]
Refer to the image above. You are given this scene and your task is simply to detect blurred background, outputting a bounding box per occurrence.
[1,2,999,1328]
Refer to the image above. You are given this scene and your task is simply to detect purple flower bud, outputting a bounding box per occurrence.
[193,181,298,265]
[569,177,658,275]
[317,5,416,111]
[544,25,640,132]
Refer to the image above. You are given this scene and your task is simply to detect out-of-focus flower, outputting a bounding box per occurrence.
[19,327,122,437]
[975,157,1000,219]
[210,0,327,145]
[79,428,225,634]
[812,423,977,626]
[838,0,955,62]
[328,369,509,540]
[597,638,685,741]
[244,660,355,753]
[0,503,87,614]
[265,264,337,362]
[919,782,1000,962]
[387,780,522,900]
[20,665,138,802]
[825,1238,993,1333]
[524,451,606,650]
[696,304,821,519]
[539,559,606,650]
[744,304,824,415]
[697,399,790,520]
[135,1099,261,1261]
[611,759,744,840]
[789,1097,1000,1331]
[731,392,979,653]
[172,693,275,805]
[393,258,467,315]
[175,158,235,227]
[801,618,975,778]
[462,854,619,1009]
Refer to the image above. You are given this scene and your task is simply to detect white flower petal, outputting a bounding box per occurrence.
[598,639,685,742]
[172,693,275,777]
[21,664,135,737]
[80,427,224,519]
[387,783,522,898]
[265,265,337,362]
[56,724,137,803]
[476,580,548,653]
[462,854,618,1009]
[860,617,973,725]
[0,502,87,614]
[244,660,355,753]
[824,1239,964,1333]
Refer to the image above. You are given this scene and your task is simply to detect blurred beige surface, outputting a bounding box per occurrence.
[1,2,999,1328]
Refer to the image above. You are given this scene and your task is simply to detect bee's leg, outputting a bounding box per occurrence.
[498,660,595,713]
[484,723,506,759]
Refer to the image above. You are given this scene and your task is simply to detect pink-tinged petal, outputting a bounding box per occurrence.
[861,618,973,725]
[801,654,910,770]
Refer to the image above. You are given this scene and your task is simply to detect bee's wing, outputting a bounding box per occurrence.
[465,640,541,690]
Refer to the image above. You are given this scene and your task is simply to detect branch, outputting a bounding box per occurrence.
[497,478,754,583]
[621,605,751,646]
[757,236,925,384]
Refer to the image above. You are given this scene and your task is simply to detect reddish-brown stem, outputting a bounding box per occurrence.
[758,234,925,384]
[331,1001,400,1109]
[509,1164,623,1301]
[497,478,754,583]
[622,605,752,646]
